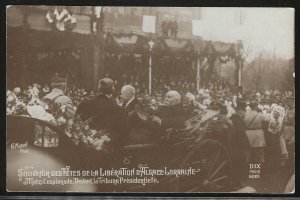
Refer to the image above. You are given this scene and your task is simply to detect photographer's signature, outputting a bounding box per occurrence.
[10,141,29,153]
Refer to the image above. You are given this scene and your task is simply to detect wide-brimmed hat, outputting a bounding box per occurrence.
[43,88,64,100]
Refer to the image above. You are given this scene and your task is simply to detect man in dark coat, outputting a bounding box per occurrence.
[76,78,129,148]
[120,84,143,130]
[119,85,153,144]
[230,100,250,185]
[120,85,139,114]
[143,90,186,132]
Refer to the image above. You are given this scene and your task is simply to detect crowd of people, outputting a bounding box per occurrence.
[6,76,295,189]
[102,54,227,96]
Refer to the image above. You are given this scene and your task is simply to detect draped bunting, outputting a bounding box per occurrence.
[104,33,149,53]
[152,38,195,57]
[198,41,242,60]
[7,26,243,61]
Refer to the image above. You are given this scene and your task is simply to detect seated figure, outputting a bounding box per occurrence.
[148,90,186,131]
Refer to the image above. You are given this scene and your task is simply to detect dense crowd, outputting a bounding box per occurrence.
[102,54,230,96]
[6,82,294,122]
[6,79,295,188]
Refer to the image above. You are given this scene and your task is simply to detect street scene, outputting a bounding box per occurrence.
[6,6,295,193]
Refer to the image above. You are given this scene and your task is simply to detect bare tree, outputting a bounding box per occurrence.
[242,51,293,91]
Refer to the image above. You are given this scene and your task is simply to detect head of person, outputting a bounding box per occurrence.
[286,97,295,108]
[7,90,12,97]
[272,109,280,120]
[150,98,157,105]
[183,92,195,107]
[164,90,181,107]
[249,101,259,111]
[97,78,115,96]
[263,105,271,114]
[120,85,135,104]
[7,95,16,108]
[13,87,21,96]
[272,105,284,120]
[256,92,261,98]
[200,99,209,109]
[232,95,237,101]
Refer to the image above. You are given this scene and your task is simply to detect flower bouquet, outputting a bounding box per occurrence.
[65,115,112,153]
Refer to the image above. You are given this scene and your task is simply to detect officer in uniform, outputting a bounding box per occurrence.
[283,96,295,145]
[283,96,295,176]
[244,101,267,163]
[43,87,75,118]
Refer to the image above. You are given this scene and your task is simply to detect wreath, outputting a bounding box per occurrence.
[46,8,77,31]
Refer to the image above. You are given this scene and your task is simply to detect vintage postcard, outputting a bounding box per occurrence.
[6,6,295,193]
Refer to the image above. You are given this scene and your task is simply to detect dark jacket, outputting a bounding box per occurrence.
[123,97,144,130]
[76,94,129,146]
[124,97,139,114]
[151,104,186,131]
[230,112,251,149]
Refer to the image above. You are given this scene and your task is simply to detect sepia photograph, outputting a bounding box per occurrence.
[6,6,295,193]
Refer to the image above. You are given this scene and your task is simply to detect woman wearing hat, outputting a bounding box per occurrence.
[264,105,290,188]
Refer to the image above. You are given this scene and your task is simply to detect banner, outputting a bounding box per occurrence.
[192,19,202,36]
[142,15,156,33]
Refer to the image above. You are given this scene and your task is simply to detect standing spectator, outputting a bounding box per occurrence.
[161,19,169,38]
[283,96,295,145]
[244,101,267,163]
[264,105,288,188]
[230,100,250,185]
[169,17,178,38]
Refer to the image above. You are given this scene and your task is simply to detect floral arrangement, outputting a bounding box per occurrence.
[7,99,27,115]
[65,115,112,152]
